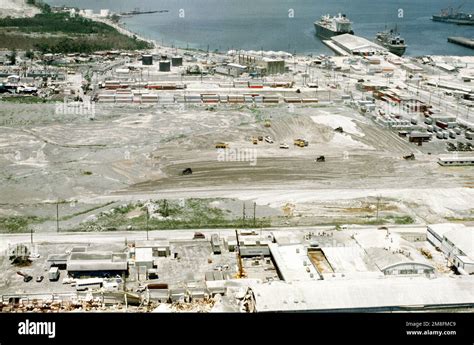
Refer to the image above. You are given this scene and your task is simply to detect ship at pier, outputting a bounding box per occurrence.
[314,13,354,40]
[432,4,474,25]
[375,27,407,56]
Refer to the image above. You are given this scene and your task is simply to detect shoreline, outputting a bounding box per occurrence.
[84,15,157,50]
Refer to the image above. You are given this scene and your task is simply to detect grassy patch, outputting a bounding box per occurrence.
[445,216,474,222]
[0,96,53,104]
[0,216,46,233]
[60,201,115,221]
[69,199,271,231]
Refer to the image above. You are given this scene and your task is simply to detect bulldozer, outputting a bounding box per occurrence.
[315,155,325,162]
[252,137,258,145]
[403,153,415,160]
[182,168,193,175]
[294,139,308,147]
[215,142,229,149]
[264,119,271,128]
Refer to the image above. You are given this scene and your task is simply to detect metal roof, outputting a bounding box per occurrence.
[444,227,474,258]
[251,277,474,312]
[268,244,320,282]
[67,252,127,272]
[135,247,153,262]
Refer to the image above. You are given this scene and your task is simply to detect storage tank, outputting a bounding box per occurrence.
[142,54,153,66]
[159,60,171,72]
[171,56,183,67]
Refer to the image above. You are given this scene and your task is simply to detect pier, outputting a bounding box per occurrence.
[447,37,474,49]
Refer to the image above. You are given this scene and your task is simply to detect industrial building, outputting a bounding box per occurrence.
[135,240,171,257]
[135,247,154,270]
[215,63,247,77]
[66,252,128,278]
[353,230,436,276]
[249,277,474,312]
[427,224,474,274]
[238,54,285,76]
[268,244,320,281]
[327,34,388,56]
[438,155,474,166]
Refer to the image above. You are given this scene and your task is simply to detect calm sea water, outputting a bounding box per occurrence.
[47,0,474,56]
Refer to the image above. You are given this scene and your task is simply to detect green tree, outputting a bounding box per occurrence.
[7,49,17,65]
[25,50,34,59]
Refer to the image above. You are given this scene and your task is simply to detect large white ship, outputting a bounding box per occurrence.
[314,13,354,39]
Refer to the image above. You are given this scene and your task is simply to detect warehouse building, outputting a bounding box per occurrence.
[330,34,388,56]
[238,54,285,76]
[354,230,436,276]
[427,223,474,274]
[215,63,247,77]
[66,252,128,278]
[249,277,474,312]
[135,247,154,270]
[268,244,321,281]
[135,240,171,257]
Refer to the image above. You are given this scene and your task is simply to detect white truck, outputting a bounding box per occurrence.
[48,267,60,281]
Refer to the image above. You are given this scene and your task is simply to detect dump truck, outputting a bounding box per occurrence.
[215,142,229,149]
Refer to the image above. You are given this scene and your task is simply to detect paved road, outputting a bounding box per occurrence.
[0,224,427,253]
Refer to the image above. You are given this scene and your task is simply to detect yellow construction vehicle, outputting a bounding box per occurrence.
[252,137,258,145]
[264,119,271,128]
[234,230,247,279]
[294,139,305,147]
[215,142,229,149]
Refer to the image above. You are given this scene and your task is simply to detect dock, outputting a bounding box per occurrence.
[448,37,474,49]
[119,10,169,16]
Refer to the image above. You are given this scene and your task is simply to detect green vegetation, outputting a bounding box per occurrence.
[70,199,271,232]
[0,216,45,233]
[26,0,51,13]
[0,97,52,104]
[0,13,152,53]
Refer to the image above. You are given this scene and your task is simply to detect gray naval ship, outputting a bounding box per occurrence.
[375,28,407,56]
[432,5,474,25]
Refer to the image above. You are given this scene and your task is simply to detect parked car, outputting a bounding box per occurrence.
[36,276,44,283]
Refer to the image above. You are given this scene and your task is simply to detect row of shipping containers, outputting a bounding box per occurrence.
[102,81,186,90]
[97,92,320,104]
[98,92,282,104]
[219,80,294,89]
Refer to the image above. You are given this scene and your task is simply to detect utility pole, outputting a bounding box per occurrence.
[377,196,382,220]
[30,228,33,245]
[146,207,149,241]
[253,202,256,227]
[242,202,246,228]
[56,201,59,232]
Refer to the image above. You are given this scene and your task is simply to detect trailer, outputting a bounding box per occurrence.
[211,234,221,254]
[48,267,60,281]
